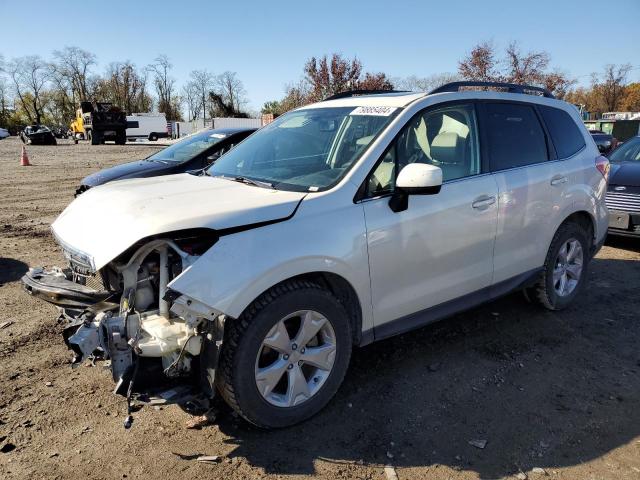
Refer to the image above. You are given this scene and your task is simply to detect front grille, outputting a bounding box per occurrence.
[71,270,108,292]
[605,191,640,213]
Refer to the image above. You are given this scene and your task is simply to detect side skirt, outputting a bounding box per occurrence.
[361,268,542,346]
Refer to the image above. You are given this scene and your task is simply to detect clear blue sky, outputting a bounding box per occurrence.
[1,0,639,112]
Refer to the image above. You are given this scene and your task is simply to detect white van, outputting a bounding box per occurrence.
[126,113,168,141]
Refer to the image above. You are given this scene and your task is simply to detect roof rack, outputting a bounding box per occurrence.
[429,81,555,99]
[323,89,411,101]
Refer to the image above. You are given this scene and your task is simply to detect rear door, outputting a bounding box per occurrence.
[480,101,569,284]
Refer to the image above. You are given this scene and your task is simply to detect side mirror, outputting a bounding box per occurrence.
[389,163,442,213]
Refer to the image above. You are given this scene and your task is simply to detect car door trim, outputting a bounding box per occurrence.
[361,266,542,345]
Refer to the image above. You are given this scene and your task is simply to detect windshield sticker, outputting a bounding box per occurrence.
[350,106,397,116]
[210,133,227,139]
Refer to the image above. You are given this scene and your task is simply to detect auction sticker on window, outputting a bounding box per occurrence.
[350,106,397,116]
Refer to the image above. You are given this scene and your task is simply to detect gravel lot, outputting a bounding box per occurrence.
[0,135,639,480]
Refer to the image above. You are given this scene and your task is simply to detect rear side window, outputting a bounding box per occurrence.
[539,106,586,158]
[482,103,548,171]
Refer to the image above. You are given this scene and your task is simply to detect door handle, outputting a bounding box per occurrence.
[472,195,496,210]
[550,175,567,186]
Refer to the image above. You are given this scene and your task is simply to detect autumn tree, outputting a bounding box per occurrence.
[458,41,574,98]
[357,72,394,91]
[620,82,640,111]
[592,64,632,112]
[96,62,152,114]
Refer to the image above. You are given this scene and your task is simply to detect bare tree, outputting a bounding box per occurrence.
[181,81,200,121]
[51,46,96,102]
[188,70,214,123]
[0,75,10,126]
[395,73,461,92]
[148,54,178,120]
[213,71,247,116]
[5,56,50,124]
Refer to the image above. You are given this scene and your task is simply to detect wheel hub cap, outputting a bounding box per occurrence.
[254,310,336,408]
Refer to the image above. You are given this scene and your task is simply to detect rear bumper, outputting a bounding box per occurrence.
[607,210,640,238]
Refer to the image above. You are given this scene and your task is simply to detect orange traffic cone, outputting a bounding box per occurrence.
[21,146,31,166]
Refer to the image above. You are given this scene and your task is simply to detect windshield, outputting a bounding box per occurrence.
[148,130,229,163]
[609,137,640,163]
[206,106,399,191]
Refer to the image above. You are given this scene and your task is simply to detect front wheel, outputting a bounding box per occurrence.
[216,280,352,428]
[532,221,591,310]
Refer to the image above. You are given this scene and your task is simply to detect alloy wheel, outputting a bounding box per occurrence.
[254,310,337,408]
[553,238,583,297]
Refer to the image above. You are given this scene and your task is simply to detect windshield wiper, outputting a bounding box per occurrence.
[232,176,274,189]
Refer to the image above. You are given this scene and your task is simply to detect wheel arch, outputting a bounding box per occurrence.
[559,210,596,248]
[238,271,364,346]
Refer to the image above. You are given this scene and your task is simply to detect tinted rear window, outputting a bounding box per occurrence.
[539,106,586,158]
[483,103,548,171]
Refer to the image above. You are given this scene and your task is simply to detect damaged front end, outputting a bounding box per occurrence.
[22,237,224,426]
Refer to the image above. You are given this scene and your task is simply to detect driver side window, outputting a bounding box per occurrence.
[366,103,480,197]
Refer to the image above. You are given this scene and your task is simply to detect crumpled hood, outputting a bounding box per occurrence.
[609,162,640,188]
[52,173,306,270]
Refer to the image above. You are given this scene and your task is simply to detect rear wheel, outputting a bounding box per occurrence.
[115,132,126,145]
[149,133,158,141]
[531,221,591,310]
[216,280,352,428]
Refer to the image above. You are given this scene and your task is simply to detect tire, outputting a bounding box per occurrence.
[531,221,591,311]
[90,131,101,145]
[216,280,353,428]
[149,133,158,141]
[115,132,126,145]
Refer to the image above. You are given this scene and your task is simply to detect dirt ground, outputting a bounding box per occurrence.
[0,135,639,480]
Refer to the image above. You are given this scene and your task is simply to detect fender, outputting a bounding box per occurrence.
[167,196,374,334]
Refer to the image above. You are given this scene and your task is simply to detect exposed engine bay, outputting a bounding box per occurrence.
[22,236,223,428]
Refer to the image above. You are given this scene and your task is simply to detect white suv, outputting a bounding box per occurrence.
[23,82,609,428]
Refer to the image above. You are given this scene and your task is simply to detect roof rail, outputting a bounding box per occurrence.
[429,81,555,99]
[323,89,411,101]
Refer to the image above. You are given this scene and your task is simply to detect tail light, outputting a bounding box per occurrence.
[595,155,610,181]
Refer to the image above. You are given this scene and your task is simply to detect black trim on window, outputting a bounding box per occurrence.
[477,100,553,173]
[354,100,483,203]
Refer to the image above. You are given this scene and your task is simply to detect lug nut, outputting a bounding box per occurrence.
[298,361,303,366]
[300,347,306,354]
[292,343,297,350]
[283,354,289,360]
[287,364,294,370]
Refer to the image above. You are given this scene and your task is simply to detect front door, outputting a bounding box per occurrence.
[361,102,498,332]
